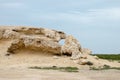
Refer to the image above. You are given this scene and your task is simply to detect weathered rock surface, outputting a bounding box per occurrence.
[3,29,20,39]
[0,29,4,39]
[82,48,92,55]
[0,26,119,68]
[61,35,82,59]
[0,26,89,59]
[12,27,66,42]
[7,35,61,54]
[78,59,93,65]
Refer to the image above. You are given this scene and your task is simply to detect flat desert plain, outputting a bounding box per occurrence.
[0,68,120,80]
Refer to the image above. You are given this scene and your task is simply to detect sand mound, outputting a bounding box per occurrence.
[0,26,119,69]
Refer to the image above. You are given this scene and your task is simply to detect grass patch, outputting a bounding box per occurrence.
[29,66,79,72]
[92,54,120,61]
[90,65,120,70]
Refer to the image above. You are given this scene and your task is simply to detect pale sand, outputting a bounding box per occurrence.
[0,40,89,69]
[0,40,120,68]
[0,69,119,80]
[0,38,120,80]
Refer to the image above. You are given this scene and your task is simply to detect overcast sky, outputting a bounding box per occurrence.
[0,0,120,54]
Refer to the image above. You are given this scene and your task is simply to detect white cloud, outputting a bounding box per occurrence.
[29,7,120,26]
[88,8,120,20]
[61,7,120,25]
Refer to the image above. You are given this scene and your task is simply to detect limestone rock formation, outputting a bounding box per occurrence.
[61,35,82,60]
[0,26,119,68]
[12,27,66,42]
[7,35,61,54]
[3,29,20,39]
[0,26,90,60]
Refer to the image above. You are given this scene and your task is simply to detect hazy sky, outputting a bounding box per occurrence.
[0,0,120,54]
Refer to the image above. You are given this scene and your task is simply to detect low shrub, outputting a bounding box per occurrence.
[29,66,79,72]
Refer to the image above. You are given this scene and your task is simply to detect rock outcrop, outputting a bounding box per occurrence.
[0,26,119,68]
[12,27,66,42]
[0,27,65,55]
[0,26,89,59]
[7,36,61,54]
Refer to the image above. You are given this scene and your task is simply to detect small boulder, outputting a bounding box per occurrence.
[78,59,93,66]
[82,48,92,55]
[53,56,59,59]
[93,56,99,60]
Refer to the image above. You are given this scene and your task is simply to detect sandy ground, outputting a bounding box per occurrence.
[0,39,120,80]
[0,68,120,80]
[0,40,120,68]
[0,40,89,69]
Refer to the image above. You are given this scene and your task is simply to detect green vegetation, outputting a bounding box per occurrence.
[90,54,120,70]
[90,65,120,70]
[29,66,79,72]
[92,54,120,61]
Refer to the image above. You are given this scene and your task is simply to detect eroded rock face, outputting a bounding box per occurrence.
[0,26,92,60]
[3,29,20,39]
[1,26,119,68]
[12,27,66,42]
[1,27,64,54]
[61,35,82,59]
[7,35,61,54]
[0,29,4,39]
